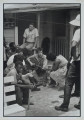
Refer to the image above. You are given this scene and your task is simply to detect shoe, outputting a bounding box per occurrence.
[22,101,28,105]
[74,104,80,109]
[55,105,68,112]
[22,102,34,105]
[29,102,34,105]
[59,95,64,98]
[71,93,80,97]
[31,87,40,91]
[48,84,56,88]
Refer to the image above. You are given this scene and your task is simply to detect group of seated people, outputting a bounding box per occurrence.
[4,42,76,106]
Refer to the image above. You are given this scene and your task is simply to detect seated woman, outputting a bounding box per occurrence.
[47,53,68,90]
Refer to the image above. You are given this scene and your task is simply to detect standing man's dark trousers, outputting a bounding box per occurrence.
[55,60,80,111]
[62,61,80,108]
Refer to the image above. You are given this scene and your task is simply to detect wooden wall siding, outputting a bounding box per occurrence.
[55,37,65,57]
[4,28,15,44]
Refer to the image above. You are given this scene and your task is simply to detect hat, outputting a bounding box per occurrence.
[69,14,80,26]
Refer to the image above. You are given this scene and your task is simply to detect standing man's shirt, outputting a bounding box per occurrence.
[72,28,80,61]
[23,28,39,43]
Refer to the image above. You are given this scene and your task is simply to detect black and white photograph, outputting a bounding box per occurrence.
[3,3,81,117]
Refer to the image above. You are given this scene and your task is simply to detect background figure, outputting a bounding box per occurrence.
[9,42,16,50]
[20,23,39,50]
[41,37,50,55]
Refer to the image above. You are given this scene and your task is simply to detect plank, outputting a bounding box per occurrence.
[4,76,14,83]
[4,104,25,116]
[4,95,16,102]
[4,85,15,93]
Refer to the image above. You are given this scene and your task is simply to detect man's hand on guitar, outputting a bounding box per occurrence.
[30,62,35,66]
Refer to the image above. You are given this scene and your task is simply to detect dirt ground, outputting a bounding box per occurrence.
[23,85,80,117]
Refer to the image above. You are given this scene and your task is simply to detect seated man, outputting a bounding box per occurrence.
[47,53,68,90]
[13,51,40,91]
[27,47,48,86]
[4,48,24,76]
[20,23,39,50]
[6,61,33,105]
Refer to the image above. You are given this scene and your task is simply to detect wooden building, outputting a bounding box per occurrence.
[4,4,80,60]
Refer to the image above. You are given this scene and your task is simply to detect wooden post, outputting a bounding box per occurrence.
[27,89,30,110]
[37,12,40,47]
[15,26,18,45]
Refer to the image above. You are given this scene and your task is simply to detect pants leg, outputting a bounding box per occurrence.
[74,61,80,95]
[74,77,80,95]
[26,43,34,50]
[62,62,78,108]
[15,86,23,105]
[22,88,29,104]
[63,77,75,107]
[20,43,27,49]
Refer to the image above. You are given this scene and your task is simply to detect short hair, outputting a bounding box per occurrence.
[36,47,43,53]
[15,61,23,68]
[47,53,56,61]
[29,23,35,26]
[13,55,23,64]
[9,42,15,48]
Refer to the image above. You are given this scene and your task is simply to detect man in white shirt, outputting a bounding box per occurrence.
[55,14,80,112]
[20,23,39,50]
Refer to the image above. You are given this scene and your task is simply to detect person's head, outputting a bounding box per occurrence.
[29,23,34,31]
[69,14,80,27]
[16,48,23,55]
[47,53,56,62]
[36,47,43,57]
[15,61,23,74]
[9,42,16,48]
[13,55,23,64]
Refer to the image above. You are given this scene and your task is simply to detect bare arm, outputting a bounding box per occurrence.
[27,55,36,66]
[43,56,48,69]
